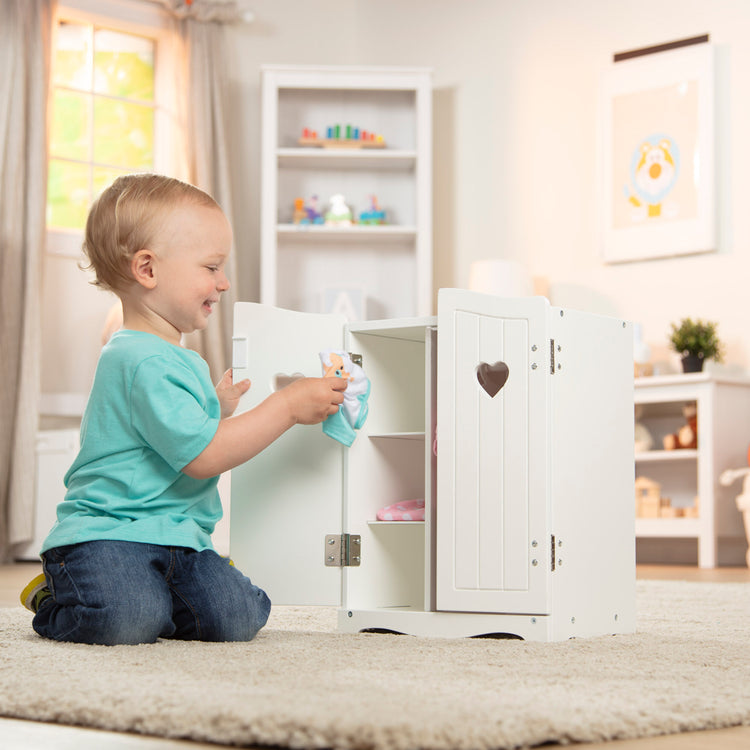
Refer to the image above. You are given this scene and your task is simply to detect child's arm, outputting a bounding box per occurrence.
[182,376,347,479]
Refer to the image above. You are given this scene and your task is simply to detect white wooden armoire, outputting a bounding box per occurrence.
[230,289,636,641]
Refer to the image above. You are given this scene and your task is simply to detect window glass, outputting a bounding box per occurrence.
[49,89,91,161]
[94,98,154,167]
[47,159,90,229]
[54,21,91,90]
[93,29,154,101]
[47,19,156,233]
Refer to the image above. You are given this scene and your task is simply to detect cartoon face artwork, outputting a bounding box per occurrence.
[626,134,680,221]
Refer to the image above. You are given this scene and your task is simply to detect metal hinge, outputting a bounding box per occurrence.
[325,534,361,567]
[550,339,556,374]
[551,534,556,571]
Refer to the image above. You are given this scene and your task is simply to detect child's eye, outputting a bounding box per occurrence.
[207,265,219,272]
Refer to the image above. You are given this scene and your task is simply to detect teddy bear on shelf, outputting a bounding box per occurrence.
[662,403,697,450]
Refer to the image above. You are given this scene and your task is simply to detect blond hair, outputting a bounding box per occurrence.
[82,173,219,292]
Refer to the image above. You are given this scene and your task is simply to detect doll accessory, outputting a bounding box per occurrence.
[376,498,425,522]
[320,349,371,446]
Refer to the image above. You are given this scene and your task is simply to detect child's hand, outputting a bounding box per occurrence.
[279,376,347,425]
[216,369,251,419]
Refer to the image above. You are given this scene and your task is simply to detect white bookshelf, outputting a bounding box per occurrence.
[260,65,433,319]
[634,373,750,567]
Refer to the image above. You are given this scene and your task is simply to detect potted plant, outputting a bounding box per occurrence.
[669,317,724,372]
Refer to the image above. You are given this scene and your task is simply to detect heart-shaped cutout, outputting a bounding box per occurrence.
[273,372,305,391]
[476,361,509,398]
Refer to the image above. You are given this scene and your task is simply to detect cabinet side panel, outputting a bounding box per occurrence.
[550,310,636,638]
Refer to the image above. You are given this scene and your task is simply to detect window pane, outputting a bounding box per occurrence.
[54,22,91,90]
[47,159,90,230]
[94,99,154,168]
[49,90,91,161]
[94,29,155,101]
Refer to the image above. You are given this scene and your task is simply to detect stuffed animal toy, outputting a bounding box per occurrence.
[663,403,697,450]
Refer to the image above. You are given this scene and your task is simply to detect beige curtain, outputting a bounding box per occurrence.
[161,1,247,381]
[179,18,238,380]
[0,0,56,561]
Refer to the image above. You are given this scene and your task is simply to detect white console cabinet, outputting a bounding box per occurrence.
[634,373,750,567]
[260,64,432,319]
[230,290,635,641]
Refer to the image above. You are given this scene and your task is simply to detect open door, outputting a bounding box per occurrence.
[436,289,551,615]
[230,302,346,605]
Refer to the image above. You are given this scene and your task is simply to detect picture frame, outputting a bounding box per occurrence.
[600,41,715,263]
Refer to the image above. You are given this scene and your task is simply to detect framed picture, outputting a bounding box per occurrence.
[601,41,715,263]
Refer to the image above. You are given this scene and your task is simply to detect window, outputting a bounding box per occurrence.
[46,2,176,255]
[47,20,155,232]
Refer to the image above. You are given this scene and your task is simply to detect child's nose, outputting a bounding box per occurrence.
[217,271,230,291]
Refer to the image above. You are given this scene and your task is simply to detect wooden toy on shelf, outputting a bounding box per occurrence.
[299,125,386,149]
[292,195,324,225]
[358,195,386,225]
[635,476,663,518]
[635,475,699,519]
[662,403,697,450]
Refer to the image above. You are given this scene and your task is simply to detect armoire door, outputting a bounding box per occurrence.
[436,289,551,615]
[230,302,347,605]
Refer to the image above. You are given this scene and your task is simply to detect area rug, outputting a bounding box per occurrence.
[1,580,749,749]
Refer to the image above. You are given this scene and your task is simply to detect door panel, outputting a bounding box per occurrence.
[436,289,550,614]
[230,302,346,605]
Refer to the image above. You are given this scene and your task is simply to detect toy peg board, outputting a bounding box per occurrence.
[298,137,386,149]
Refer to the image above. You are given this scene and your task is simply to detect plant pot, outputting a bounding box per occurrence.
[681,354,704,373]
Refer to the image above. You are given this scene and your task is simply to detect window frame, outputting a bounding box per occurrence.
[47,0,179,257]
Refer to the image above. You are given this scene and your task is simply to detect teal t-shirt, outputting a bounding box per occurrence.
[42,330,222,554]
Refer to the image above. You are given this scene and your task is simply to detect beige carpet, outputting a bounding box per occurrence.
[0,580,749,749]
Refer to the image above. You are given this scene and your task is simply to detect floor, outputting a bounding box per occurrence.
[2,562,749,750]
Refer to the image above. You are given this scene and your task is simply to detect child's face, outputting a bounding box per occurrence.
[146,201,233,340]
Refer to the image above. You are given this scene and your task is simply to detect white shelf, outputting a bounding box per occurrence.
[277,148,417,170]
[634,374,750,567]
[635,518,702,536]
[276,224,418,241]
[369,431,425,440]
[368,520,425,526]
[261,64,433,319]
[635,449,698,463]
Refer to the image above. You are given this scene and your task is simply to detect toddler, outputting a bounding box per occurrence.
[21,174,347,645]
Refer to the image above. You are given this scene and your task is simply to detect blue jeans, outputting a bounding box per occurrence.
[33,541,271,646]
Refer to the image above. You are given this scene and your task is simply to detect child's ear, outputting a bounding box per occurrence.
[131,249,157,289]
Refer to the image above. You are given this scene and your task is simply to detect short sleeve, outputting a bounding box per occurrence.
[129,354,220,471]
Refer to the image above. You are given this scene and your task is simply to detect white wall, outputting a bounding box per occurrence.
[43,0,750,402]
[225,0,750,374]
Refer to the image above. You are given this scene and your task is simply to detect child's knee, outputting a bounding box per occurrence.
[45,597,173,645]
[206,587,271,642]
[95,600,174,644]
